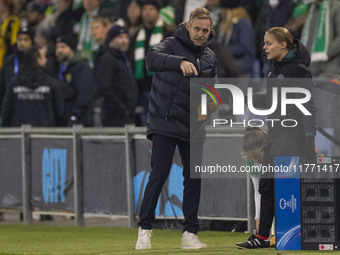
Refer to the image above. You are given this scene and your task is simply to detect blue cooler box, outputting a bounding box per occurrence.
[275,156,302,250]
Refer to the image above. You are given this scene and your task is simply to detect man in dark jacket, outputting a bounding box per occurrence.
[1,46,64,127]
[54,34,95,126]
[135,7,217,250]
[0,27,35,120]
[94,25,137,126]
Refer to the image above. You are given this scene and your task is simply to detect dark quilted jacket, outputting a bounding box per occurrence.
[146,22,217,141]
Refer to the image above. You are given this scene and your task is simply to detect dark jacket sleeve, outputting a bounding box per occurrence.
[95,53,128,112]
[71,61,95,117]
[146,37,186,72]
[125,81,137,112]
[49,76,65,126]
[0,69,5,115]
[0,58,11,115]
[1,79,14,126]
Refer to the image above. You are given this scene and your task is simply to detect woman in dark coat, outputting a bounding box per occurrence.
[236,27,317,249]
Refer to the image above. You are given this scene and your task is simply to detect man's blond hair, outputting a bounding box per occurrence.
[189,7,212,25]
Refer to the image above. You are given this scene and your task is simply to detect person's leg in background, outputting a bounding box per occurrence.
[251,175,261,233]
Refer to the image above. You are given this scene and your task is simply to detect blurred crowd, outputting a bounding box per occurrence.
[0,0,339,127]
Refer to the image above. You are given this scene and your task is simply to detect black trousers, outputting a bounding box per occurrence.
[258,152,275,238]
[138,134,202,234]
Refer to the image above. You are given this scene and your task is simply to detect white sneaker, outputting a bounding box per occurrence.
[181,231,207,249]
[135,227,152,250]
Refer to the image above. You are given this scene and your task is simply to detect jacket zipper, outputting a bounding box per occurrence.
[165,82,181,120]
[165,94,176,120]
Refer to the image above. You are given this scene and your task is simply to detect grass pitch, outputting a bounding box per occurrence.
[0,225,339,255]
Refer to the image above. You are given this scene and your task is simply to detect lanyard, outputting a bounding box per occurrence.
[59,64,67,80]
[14,55,19,75]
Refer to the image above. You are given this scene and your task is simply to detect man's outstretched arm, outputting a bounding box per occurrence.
[146,38,197,76]
[146,38,184,72]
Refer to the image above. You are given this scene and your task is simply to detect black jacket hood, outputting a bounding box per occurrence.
[289,39,311,67]
[22,67,46,85]
[174,22,214,52]
[275,39,311,68]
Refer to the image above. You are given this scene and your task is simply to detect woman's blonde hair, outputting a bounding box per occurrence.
[266,27,294,50]
[219,6,250,36]
[242,127,267,163]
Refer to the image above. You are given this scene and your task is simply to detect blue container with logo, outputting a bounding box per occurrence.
[275,156,301,250]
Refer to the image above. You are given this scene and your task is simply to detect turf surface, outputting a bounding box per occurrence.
[0,225,339,254]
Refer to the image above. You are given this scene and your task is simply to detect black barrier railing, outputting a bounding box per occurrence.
[0,126,252,230]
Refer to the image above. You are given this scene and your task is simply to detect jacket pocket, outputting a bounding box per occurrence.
[165,88,178,120]
[165,76,181,120]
